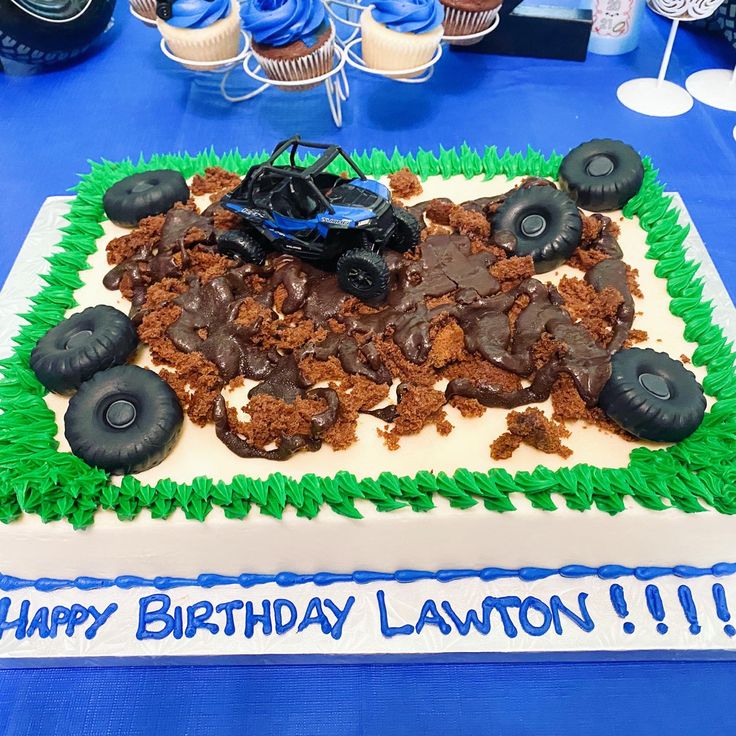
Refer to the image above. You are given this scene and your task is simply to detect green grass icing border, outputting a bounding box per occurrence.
[1,145,735,529]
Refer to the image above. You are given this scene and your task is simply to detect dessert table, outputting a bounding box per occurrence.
[1,3,736,733]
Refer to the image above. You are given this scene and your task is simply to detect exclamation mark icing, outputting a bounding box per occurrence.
[677,585,701,635]
[645,584,668,634]
[712,583,735,637]
[609,584,635,634]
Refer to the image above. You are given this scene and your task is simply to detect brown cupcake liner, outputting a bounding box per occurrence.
[253,25,336,92]
[442,5,501,45]
[130,0,158,22]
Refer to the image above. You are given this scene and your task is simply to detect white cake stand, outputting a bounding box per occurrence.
[617,0,725,117]
[686,64,736,111]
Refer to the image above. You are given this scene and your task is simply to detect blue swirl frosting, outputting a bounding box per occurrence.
[371,0,444,34]
[241,0,327,48]
[166,0,232,29]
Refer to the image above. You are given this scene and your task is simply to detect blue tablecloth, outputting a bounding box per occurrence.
[1,4,736,733]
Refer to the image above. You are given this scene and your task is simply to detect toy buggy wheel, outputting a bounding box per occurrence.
[103,170,190,228]
[491,186,582,273]
[337,248,390,302]
[559,139,644,212]
[597,348,705,442]
[30,305,139,394]
[217,230,267,265]
[64,365,184,475]
[389,207,421,253]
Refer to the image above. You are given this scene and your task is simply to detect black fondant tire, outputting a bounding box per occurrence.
[559,139,644,212]
[64,365,184,475]
[30,305,138,394]
[103,170,190,227]
[598,348,706,443]
[217,230,267,265]
[389,207,421,253]
[491,186,582,273]
[0,0,115,66]
[337,248,390,302]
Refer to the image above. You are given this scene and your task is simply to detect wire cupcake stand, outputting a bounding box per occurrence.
[157,1,501,127]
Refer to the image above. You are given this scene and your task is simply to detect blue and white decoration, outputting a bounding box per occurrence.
[1,564,736,663]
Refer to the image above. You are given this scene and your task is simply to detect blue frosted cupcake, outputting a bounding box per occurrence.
[157,0,242,66]
[241,0,334,88]
[360,0,444,77]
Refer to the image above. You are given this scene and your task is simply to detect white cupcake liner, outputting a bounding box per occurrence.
[442,4,500,45]
[252,24,336,92]
[360,9,443,79]
[130,0,157,22]
[157,0,242,69]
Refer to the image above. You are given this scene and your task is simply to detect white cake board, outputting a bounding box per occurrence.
[1,196,736,667]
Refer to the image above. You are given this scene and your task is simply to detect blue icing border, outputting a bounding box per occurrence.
[3,563,736,593]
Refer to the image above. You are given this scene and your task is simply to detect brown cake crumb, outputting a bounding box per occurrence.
[532,333,568,369]
[233,394,327,448]
[375,337,437,387]
[567,247,610,272]
[185,249,235,283]
[298,356,346,384]
[581,213,605,244]
[627,265,643,298]
[425,198,454,226]
[388,168,423,199]
[211,206,243,232]
[190,167,242,197]
[624,329,648,347]
[142,278,186,310]
[557,276,624,345]
[380,384,450,449]
[449,396,486,418]
[448,206,490,241]
[324,375,390,450]
[490,407,572,460]
[106,214,165,265]
[159,351,223,426]
[551,373,590,422]
[441,356,522,393]
[681,354,691,364]
[491,256,536,288]
[427,321,466,368]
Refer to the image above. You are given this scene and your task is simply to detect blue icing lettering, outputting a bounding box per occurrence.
[137,593,179,640]
[215,600,244,636]
[244,600,272,638]
[322,597,355,640]
[274,598,297,634]
[0,598,29,640]
[185,601,219,638]
[441,600,491,635]
[486,596,521,638]
[550,593,594,634]
[297,597,331,635]
[49,606,72,638]
[518,597,552,636]
[26,606,50,639]
[85,604,118,639]
[415,599,451,635]
[376,590,414,637]
[64,604,89,637]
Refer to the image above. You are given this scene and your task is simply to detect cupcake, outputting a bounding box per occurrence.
[440,0,501,44]
[360,0,444,79]
[156,0,242,68]
[241,0,335,90]
[130,0,158,23]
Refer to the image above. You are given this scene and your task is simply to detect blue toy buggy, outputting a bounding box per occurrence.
[217,137,421,301]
